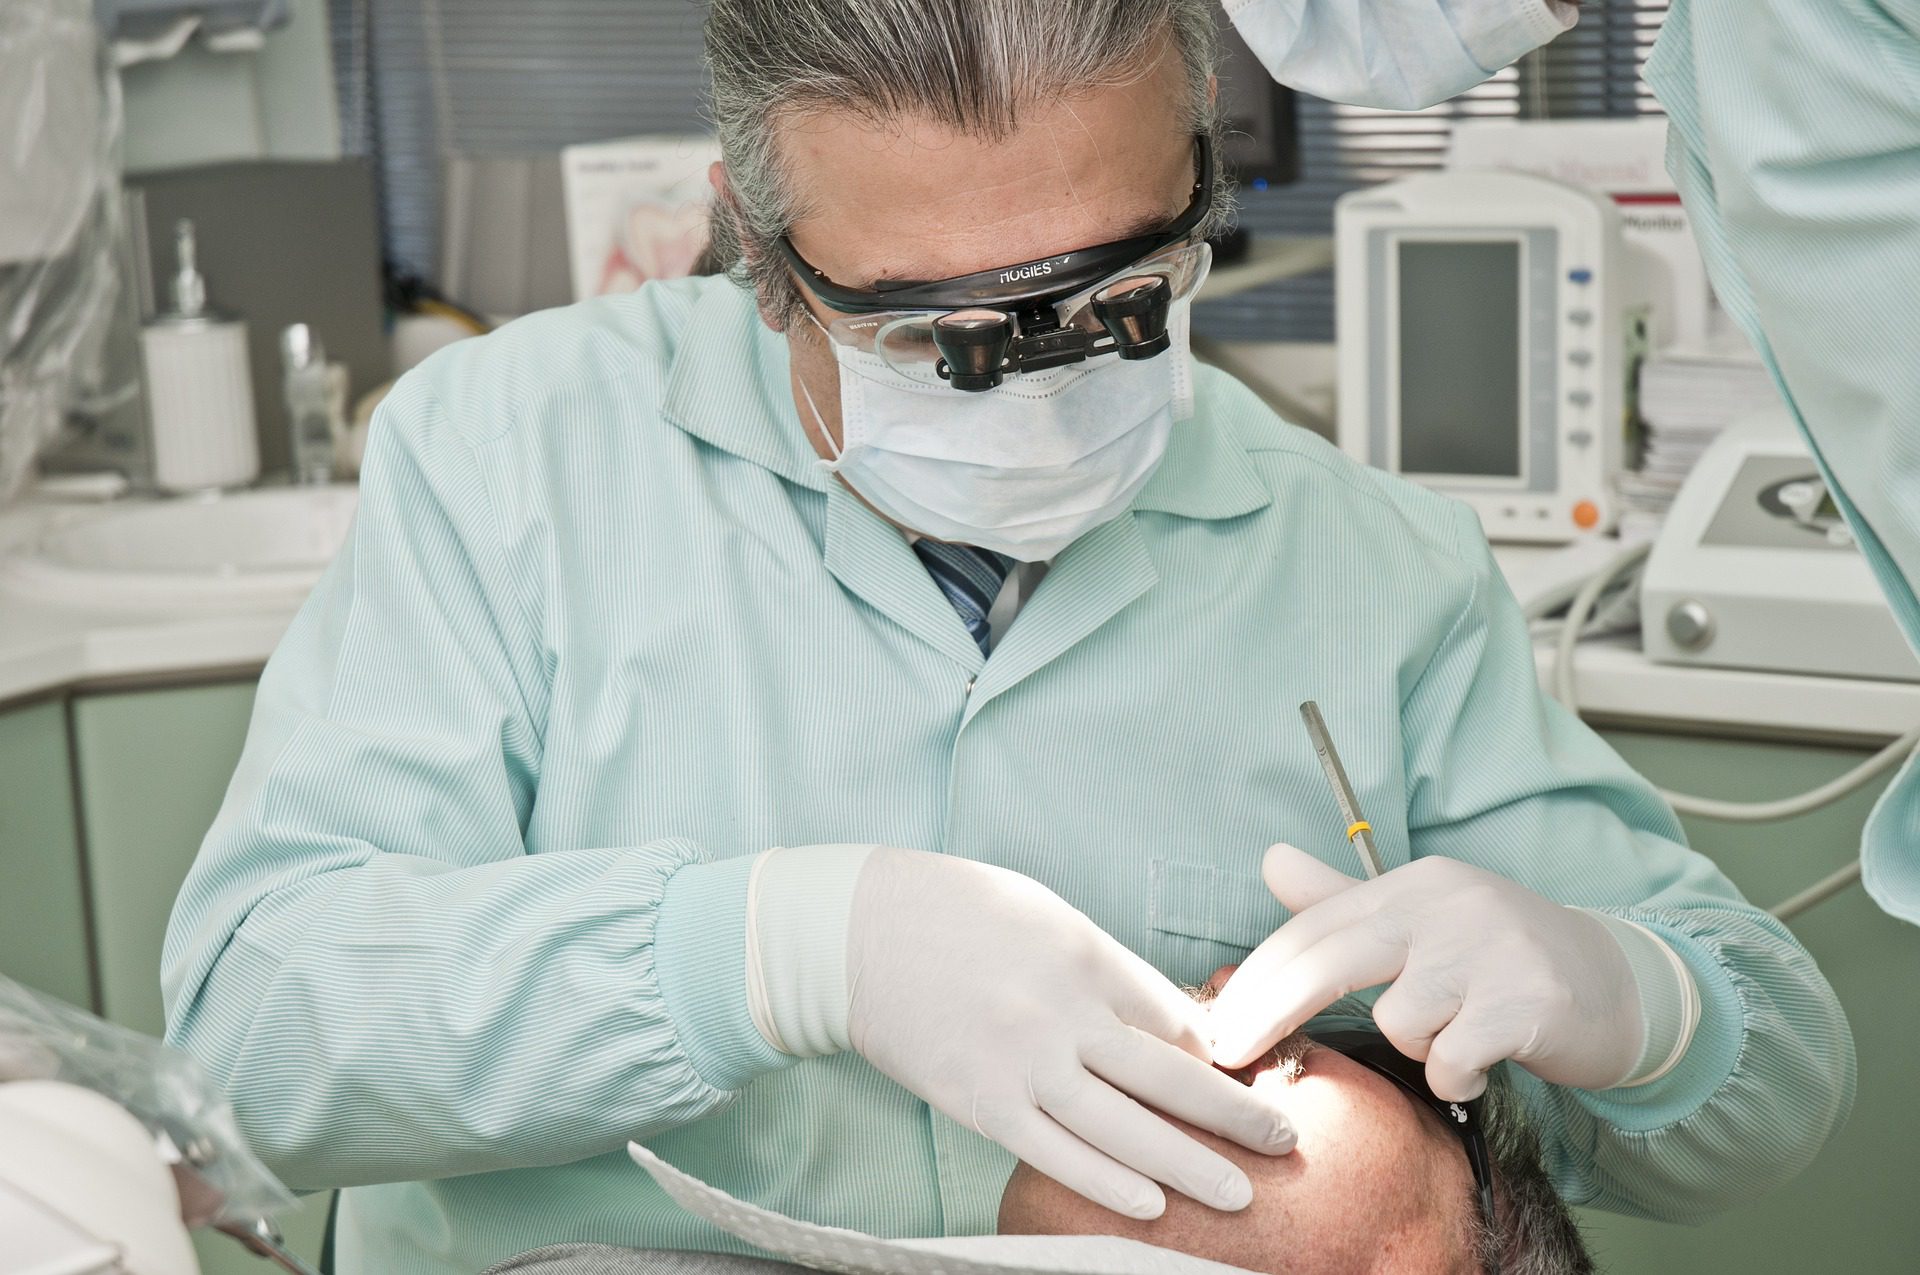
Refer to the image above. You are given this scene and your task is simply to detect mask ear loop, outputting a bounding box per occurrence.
[796,311,849,475]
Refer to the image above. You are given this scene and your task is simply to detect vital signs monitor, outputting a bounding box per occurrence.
[1336,171,1642,544]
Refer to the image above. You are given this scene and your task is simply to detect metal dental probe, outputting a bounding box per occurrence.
[1299,700,1385,879]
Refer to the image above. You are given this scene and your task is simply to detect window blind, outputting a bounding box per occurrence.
[329,0,1670,341]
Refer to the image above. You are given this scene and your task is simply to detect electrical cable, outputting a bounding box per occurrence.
[1547,540,1920,918]
[1770,860,1864,923]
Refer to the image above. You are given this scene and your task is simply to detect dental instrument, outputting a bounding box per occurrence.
[1299,700,1385,879]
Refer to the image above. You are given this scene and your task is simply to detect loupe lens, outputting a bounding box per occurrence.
[933,308,1012,391]
[1092,275,1173,360]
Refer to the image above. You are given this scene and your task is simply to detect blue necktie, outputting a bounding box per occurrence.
[913,539,1013,656]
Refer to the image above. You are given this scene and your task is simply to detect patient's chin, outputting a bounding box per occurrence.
[995,1158,1286,1275]
[995,1042,1475,1275]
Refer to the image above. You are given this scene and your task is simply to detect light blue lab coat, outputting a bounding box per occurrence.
[162,276,1852,1275]
[1647,0,1920,923]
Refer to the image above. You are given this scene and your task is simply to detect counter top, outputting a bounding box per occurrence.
[5,492,1918,743]
[0,494,311,703]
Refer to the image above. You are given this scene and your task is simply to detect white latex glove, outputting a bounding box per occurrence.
[1207,846,1649,1101]
[753,845,1296,1221]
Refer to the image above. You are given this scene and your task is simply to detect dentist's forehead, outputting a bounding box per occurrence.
[777,62,1194,290]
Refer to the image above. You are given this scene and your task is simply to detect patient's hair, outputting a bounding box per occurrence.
[1468,1074,1593,1275]
[1196,989,1593,1275]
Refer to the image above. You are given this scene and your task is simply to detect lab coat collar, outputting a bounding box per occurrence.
[658,279,832,494]
[1128,400,1274,524]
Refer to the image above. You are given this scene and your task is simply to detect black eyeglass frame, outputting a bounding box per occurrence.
[775,133,1215,316]
[1311,1028,1501,1273]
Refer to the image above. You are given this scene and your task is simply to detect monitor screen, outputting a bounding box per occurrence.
[1395,239,1524,479]
[1213,16,1300,188]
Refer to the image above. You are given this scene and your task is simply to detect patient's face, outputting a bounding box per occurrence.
[997,983,1478,1274]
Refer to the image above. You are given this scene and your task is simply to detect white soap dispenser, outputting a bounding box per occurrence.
[140,219,260,493]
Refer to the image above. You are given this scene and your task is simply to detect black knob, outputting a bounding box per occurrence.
[1091,275,1172,360]
[932,309,1012,391]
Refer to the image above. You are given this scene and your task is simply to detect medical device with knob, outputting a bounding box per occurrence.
[1640,406,1920,683]
[1336,171,1644,545]
[1533,411,1920,919]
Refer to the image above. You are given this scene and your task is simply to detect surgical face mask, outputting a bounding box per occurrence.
[800,300,1197,563]
[1224,0,1577,111]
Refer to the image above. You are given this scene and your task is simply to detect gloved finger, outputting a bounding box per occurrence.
[995,1107,1168,1220]
[1038,1069,1256,1213]
[1423,998,1528,1102]
[1223,855,1400,991]
[1084,1026,1296,1155]
[1259,842,1364,912]
[1107,948,1215,1062]
[1209,919,1412,1068]
[1368,974,1465,1063]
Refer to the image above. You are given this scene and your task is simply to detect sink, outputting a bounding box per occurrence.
[0,484,359,610]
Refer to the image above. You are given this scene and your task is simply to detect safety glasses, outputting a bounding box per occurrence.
[778,135,1215,390]
[1311,1028,1500,1272]
[817,238,1211,390]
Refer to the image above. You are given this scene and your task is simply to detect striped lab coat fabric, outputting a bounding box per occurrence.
[1649,0,1920,922]
[162,273,1853,1275]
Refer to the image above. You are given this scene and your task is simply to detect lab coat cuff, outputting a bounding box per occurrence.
[1580,909,1703,1088]
[655,854,792,1093]
[1457,0,1579,75]
[749,843,879,1058]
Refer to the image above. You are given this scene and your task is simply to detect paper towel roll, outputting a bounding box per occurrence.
[142,319,259,493]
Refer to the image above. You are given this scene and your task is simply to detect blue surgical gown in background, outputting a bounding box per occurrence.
[1648,0,1920,923]
[161,275,1852,1274]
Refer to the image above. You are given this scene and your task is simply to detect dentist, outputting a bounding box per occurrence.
[162,5,1850,1274]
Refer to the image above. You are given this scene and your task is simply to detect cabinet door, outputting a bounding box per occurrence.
[69,682,333,1275]
[71,681,257,1038]
[0,698,93,1009]
[1577,731,1919,1274]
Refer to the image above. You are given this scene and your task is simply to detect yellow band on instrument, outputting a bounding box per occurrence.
[1345,820,1371,842]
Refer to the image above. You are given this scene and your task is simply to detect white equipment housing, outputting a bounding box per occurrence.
[1641,406,1920,683]
[1337,171,1637,545]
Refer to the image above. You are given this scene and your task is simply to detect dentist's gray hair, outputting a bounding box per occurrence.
[700,0,1232,329]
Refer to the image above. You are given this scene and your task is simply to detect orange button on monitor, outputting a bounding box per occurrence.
[1571,500,1601,530]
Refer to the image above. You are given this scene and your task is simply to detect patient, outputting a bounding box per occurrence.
[997,982,1593,1275]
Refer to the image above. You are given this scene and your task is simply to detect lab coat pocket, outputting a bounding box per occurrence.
[1146,858,1288,991]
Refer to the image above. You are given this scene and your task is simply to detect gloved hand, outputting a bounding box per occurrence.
[1207,845,1650,1101]
[750,845,1296,1220]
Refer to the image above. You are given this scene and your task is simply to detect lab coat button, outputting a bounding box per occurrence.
[965,677,976,694]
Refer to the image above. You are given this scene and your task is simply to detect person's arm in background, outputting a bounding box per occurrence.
[1393,505,1854,1220]
[1646,0,1920,920]
[160,370,792,1190]
[1221,0,1578,110]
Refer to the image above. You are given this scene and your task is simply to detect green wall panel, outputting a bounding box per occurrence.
[0,698,93,1009]
[71,681,257,1038]
[1577,730,1918,1274]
